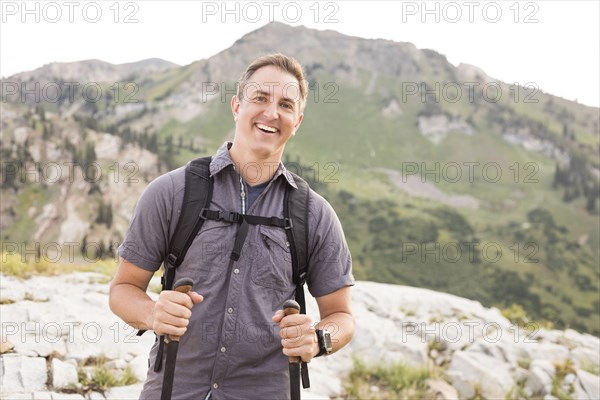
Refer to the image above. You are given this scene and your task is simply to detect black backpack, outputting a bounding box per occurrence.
[144,156,311,389]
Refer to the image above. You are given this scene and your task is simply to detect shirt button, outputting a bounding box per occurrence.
[213,383,218,389]
[233,268,240,274]
[220,347,227,352]
[227,307,234,314]
[285,241,290,247]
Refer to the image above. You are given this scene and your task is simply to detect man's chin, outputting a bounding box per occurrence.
[250,143,284,159]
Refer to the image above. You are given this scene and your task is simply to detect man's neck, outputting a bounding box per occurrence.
[229,144,281,186]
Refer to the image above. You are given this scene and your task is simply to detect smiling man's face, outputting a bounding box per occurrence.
[231,65,304,161]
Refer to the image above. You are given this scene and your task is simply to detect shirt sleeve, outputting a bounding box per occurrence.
[305,190,355,298]
[118,172,177,272]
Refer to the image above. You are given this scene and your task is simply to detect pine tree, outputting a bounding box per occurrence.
[42,122,51,139]
[36,105,45,122]
[98,241,106,260]
[149,134,158,153]
[586,185,599,214]
[106,203,113,228]
[81,235,88,256]
[85,142,97,165]
[552,164,560,189]
[107,241,115,258]
[96,203,105,224]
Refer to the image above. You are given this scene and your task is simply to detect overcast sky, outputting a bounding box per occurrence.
[1,0,598,107]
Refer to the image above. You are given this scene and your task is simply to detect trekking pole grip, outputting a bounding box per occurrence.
[168,277,194,343]
[283,299,301,363]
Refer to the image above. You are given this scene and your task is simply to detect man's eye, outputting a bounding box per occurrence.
[254,95,267,102]
[281,102,293,110]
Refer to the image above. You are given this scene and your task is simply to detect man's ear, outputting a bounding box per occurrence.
[293,113,304,133]
[231,95,240,118]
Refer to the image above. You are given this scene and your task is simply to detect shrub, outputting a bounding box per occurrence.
[344,357,436,399]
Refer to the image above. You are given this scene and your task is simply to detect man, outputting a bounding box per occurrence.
[109,54,355,400]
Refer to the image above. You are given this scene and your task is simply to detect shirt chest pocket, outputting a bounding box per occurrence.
[251,225,293,291]
[185,220,233,283]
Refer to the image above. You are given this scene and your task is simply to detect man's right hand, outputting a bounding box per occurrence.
[109,258,204,335]
[151,290,204,337]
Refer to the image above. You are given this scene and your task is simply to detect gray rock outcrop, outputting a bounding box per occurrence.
[1,274,598,399]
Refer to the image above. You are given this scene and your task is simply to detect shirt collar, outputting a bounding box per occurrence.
[209,142,298,189]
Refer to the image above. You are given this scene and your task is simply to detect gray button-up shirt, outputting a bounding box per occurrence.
[119,142,354,400]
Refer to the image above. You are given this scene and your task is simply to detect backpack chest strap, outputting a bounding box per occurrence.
[202,209,293,261]
[201,208,292,229]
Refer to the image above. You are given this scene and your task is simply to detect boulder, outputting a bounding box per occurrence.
[104,383,144,400]
[302,358,344,398]
[559,329,600,352]
[0,279,27,303]
[87,392,106,400]
[1,355,48,392]
[426,378,459,399]
[577,369,600,400]
[105,359,127,370]
[446,371,475,399]
[1,335,15,354]
[2,393,33,399]
[571,347,599,371]
[525,360,554,395]
[525,342,569,363]
[32,391,53,399]
[14,337,67,358]
[128,355,149,382]
[51,358,79,389]
[447,350,513,399]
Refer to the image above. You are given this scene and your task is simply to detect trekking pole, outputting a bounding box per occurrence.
[161,277,194,400]
[283,299,302,400]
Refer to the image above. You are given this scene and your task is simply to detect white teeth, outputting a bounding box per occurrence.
[257,123,277,133]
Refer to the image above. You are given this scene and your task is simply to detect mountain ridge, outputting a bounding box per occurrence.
[7,57,179,83]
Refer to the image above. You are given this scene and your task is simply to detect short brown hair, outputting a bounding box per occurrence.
[237,53,308,112]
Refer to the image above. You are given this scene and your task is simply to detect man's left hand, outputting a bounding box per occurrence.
[272,310,318,362]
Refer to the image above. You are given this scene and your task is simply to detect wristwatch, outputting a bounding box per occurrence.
[315,329,333,357]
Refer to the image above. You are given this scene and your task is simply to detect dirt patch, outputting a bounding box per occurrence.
[375,168,480,209]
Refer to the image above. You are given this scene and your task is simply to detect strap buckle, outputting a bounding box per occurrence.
[297,272,307,286]
[200,208,209,220]
[218,211,241,223]
[166,253,177,267]
[284,218,293,229]
[200,208,241,223]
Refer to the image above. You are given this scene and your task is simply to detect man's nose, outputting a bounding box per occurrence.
[262,101,279,119]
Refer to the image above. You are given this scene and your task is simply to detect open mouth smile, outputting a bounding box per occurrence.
[256,123,279,134]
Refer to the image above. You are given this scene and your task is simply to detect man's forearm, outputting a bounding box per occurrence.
[109,283,156,331]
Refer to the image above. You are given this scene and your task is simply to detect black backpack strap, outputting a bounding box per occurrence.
[165,156,214,278]
[284,173,310,312]
[284,172,311,389]
[152,156,213,372]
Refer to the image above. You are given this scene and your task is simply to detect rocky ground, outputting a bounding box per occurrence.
[1,273,599,399]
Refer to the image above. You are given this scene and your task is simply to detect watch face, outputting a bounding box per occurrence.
[323,330,333,353]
